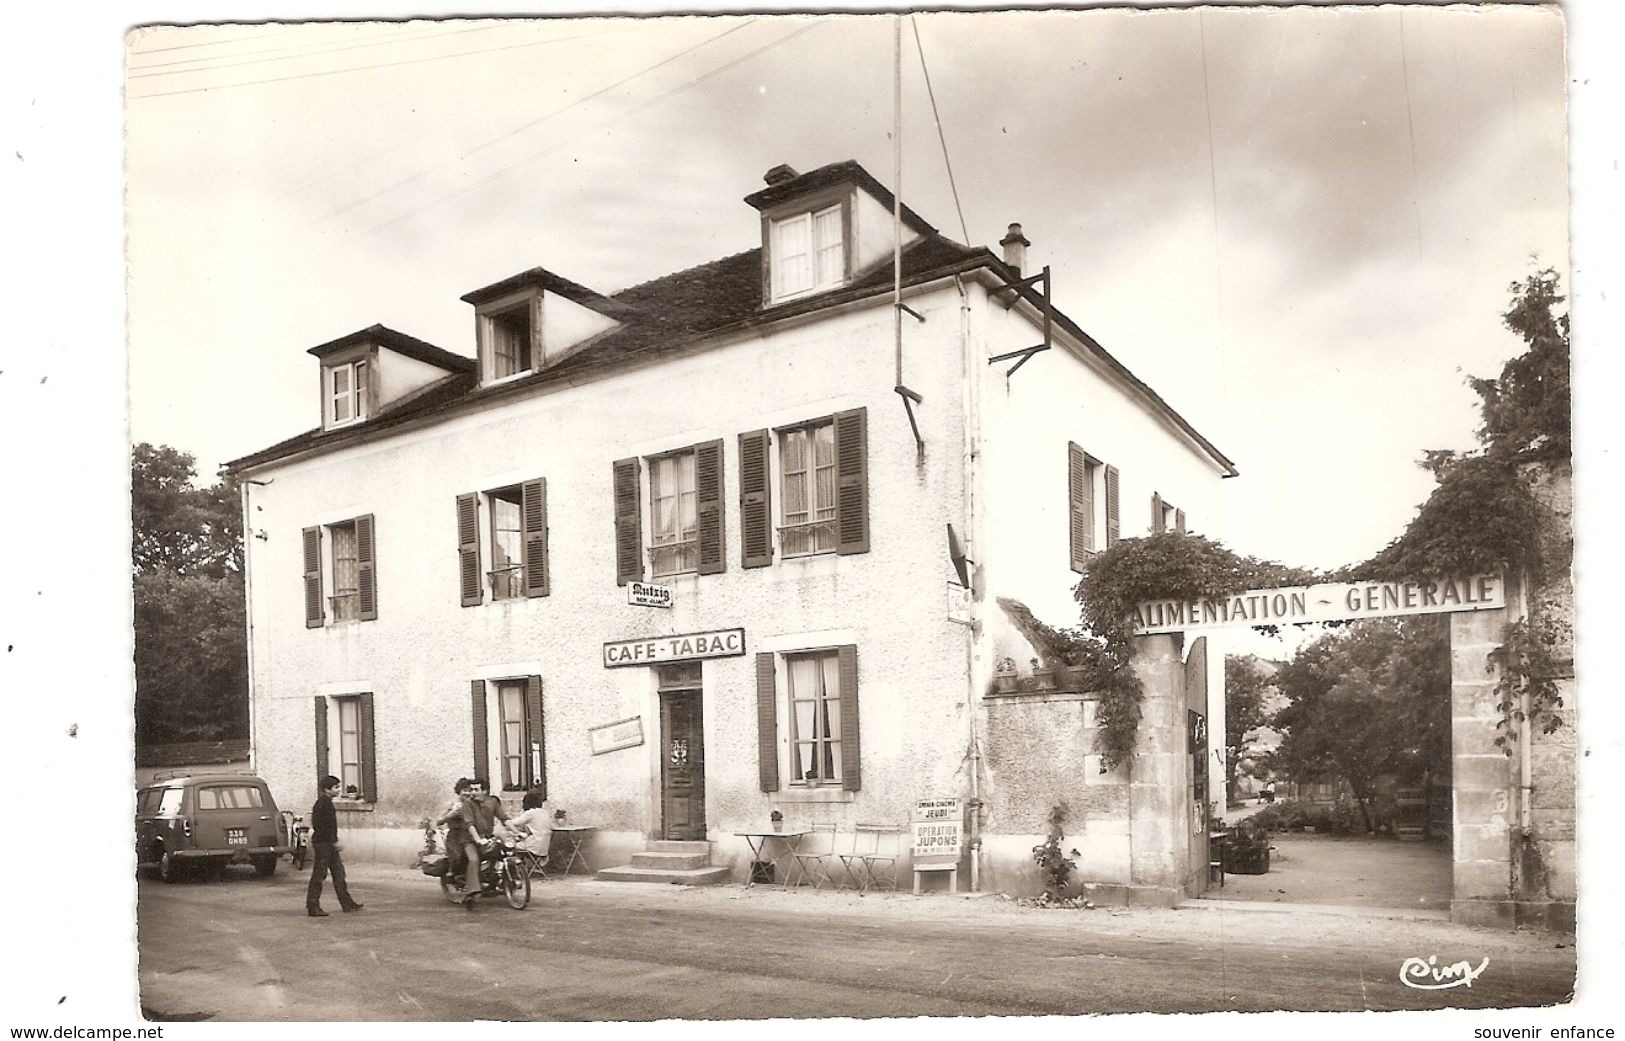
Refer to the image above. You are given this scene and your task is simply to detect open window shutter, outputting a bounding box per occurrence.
[456,493,481,607]
[833,408,870,555]
[358,692,377,803]
[1151,493,1165,535]
[1067,442,1088,572]
[756,653,779,792]
[838,644,861,791]
[313,696,329,790]
[1105,465,1121,547]
[302,526,323,628]
[356,514,378,620]
[613,457,643,586]
[522,478,549,597]
[738,429,773,568]
[525,676,546,798]
[1176,508,1187,535]
[470,680,488,782]
[695,440,726,575]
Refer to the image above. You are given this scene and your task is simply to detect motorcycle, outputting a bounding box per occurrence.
[282,810,311,869]
[418,822,530,910]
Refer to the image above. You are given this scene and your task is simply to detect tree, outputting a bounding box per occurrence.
[1224,656,1271,802]
[132,443,248,745]
[1271,617,1450,830]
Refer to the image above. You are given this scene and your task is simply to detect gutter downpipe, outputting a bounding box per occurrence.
[957,272,983,892]
[240,480,259,775]
[1518,572,1533,840]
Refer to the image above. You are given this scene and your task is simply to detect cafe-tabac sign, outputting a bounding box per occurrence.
[602,628,746,668]
[1132,573,1505,634]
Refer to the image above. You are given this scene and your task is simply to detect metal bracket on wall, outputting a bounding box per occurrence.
[895,384,925,464]
[987,265,1053,377]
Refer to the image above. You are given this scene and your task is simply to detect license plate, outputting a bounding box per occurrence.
[226,829,248,845]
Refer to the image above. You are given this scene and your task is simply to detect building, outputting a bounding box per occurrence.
[228,160,1236,900]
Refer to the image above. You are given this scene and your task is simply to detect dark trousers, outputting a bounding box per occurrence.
[306,841,358,910]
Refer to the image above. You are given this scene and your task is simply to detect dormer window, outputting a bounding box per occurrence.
[475,291,542,384]
[326,358,369,427]
[771,204,844,301]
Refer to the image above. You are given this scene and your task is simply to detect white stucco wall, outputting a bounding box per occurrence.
[852,185,923,274]
[540,290,621,367]
[377,346,459,410]
[245,284,980,871]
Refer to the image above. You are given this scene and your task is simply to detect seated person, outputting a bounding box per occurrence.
[503,788,552,867]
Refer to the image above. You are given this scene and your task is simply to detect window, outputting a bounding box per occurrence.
[649,450,698,577]
[457,481,548,606]
[327,359,368,426]
[303,516,376,626]
[613,442,724,585]
[196,785,264,810]
[313,693,376,802]
[787,652,842,786]
[754,645,860,793]
[780,421,837,557]
[138,789,164,814]
[1153,493,1185,535]
[1067,443,1101,571]
[770,204,844,301]
[487,303,533,379]
[470,677,545,794]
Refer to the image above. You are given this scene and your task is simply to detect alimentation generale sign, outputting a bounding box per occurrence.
[1132,573,1505,634]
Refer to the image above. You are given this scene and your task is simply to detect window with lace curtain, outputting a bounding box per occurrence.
[779,421,837,557]
[786,651,842,787]
[649,450,698,577]
[770,204,844,302]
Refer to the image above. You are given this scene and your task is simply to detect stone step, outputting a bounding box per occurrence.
[631,850,710,870]
[646,840,710,854]
[595,864,732,886]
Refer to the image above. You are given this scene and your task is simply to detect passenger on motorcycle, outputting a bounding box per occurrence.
[433,778,473,890]
[445,776,508,906]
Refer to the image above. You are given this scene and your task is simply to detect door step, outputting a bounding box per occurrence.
[596,841,731,886]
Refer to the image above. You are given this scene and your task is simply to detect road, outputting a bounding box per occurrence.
[137,863,1577,1021]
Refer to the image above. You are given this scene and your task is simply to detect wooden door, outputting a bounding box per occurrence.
[660,686,706,841]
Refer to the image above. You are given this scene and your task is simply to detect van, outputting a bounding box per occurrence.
[135,773,291,882]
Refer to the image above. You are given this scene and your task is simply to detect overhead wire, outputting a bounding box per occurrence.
[314,20,756,222]
[354,21,824,241]
[128,22,499,77]
[126,28,620,101]
[908,16,970,246]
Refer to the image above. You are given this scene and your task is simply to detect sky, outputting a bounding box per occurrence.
[5,0,1623,1031]
[122,5,1569,574]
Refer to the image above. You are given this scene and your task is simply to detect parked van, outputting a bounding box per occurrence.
[135,773,291,882]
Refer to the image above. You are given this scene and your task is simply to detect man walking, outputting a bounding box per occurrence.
[306,775,363,917]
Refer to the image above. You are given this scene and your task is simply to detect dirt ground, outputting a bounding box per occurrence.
[1207,830,1453,911]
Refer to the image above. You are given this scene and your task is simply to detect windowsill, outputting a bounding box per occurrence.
[334,801,374,812]
[776,788,854,805]
[324,417,366,432]
[768,281,847,308]
[481,369,535,390]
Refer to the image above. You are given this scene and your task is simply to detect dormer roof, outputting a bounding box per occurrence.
[459,266,638,320]
[743,158,936,237]
[306,323,474,374]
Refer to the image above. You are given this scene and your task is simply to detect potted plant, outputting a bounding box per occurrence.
[993,656,1019,694]
[553,808,567,824]
[1057,662,1091,691]
[770,809,784,832]
[1030,657,1057,691]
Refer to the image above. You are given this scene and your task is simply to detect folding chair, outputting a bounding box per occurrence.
[836,826,873,890]
[854,823,903,892]
[787,822,837,889]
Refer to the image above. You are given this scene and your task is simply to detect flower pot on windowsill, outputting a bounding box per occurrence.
[994,671,1019,694]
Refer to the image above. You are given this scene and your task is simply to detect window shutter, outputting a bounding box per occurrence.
[613,457,643,586]
[833,407,870,555]
[358,692,377,803]
[756,653,779,792]
[739,429,773,568]
[1105,465,1121,547]
[470,680,488,782]
[838,644,861,792]
[525,675,546,798]
[313,695,329,791]
[1067,442,1088,572]
[1152,493,1165,535]
[302,526,323,628]
[1176,508,1187,535]
[522,478,550,597]
[356,514,378,620]
[694,439,726,575]
[456,493,481,607]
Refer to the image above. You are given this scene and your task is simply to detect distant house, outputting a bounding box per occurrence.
[227,159,1235,899]
[135,739,251,786]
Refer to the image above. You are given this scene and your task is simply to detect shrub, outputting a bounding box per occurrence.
[1031,804,1080,901]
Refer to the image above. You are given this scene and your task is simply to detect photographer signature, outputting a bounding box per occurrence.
[1400,954,1490,990]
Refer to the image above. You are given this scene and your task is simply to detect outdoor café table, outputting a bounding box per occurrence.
[733,827,810,888]
[551,824,599,875]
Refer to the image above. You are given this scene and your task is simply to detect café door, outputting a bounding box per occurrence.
[659,663,706,841]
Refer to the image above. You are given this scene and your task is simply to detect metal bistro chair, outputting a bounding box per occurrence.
[835,826,871,890]
[853,823,904,893]
[787,822,837,889]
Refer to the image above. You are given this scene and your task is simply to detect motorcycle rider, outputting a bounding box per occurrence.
[433,777,472,882]
[449,776,508,907]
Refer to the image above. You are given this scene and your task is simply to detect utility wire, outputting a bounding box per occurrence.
[355,21,822,241]
[127,29,617,100]
[1397,9,1426,264]
[129,28,302,55]
[315,21,756,223]
[129,22,498,76]
[909,16,969,245]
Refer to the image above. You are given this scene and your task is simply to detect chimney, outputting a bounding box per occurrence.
[999,223,1030,276]
[763,164,800,187]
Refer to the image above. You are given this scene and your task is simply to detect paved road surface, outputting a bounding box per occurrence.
[137,864,1576,1021]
